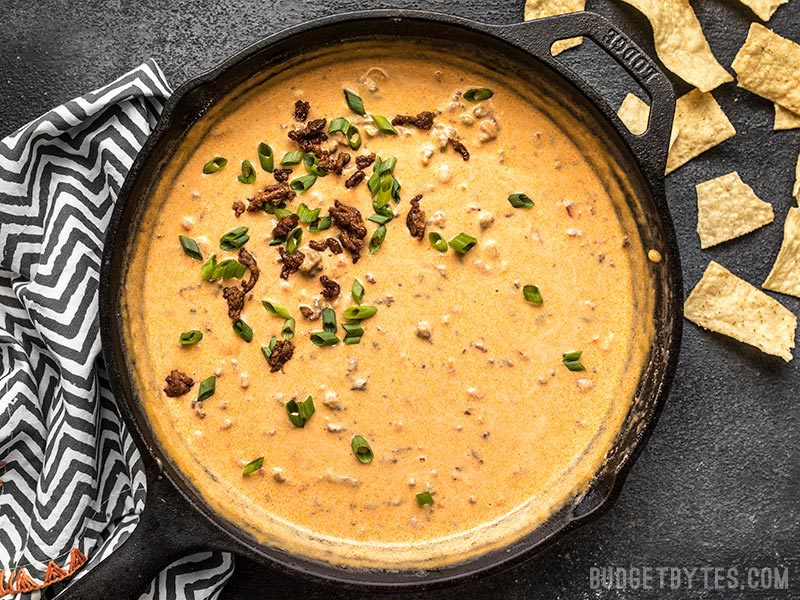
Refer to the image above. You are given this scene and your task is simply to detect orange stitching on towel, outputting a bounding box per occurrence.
[69,547,88,572]
[0,569,12,594]
[14,569,36,593]
[44,560,68,585]
[0,547,88,593]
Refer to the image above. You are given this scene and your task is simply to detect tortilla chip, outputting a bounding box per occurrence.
[666,89,736,174]
[732,23,800,116]
[738,0,788,21]
[696,172,774,248]
[619,0,732,92]
[794,152,800,202]
[764,208,800,298]
[684,261,796,361]
[524,0,586,55]
[617,93,650,135]
[774,104,800,130]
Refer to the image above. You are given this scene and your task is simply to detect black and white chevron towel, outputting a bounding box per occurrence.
[0,61,235,599]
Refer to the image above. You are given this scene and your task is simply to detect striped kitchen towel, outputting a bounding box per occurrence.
[0,60,234,599]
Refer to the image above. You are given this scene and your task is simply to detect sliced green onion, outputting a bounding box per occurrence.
[309,216,332,232]
[343,88,366,116]
[262,300,291,319]
[342,322,364,345]
[296,203,320,224]
[257,143,274,172]
[463,88,494,102]
[290,174,317,193]
[238,159,256,184]
[449,232,477,254]
[197,375,216,401]
[264,203,287,215]
[428,232,448,253]
[242,456,264,476]
[233,319,253,342]
[370,114,397,135]
[416,491,434,506]
[351,279,365,304]
[285,227,303,254]
[369,225,387,255]
[368,213,392,225]
[282,318,295,340]
[523,285,543,305]
[310,330,340,347]
[351,435,373,464]
[219,226,250,251]
[342,305,377,321]
[508,193,534,209]
[261,336,278,361]
[281,150,305,165]
[274,208,293,219]
[201,256,247,282]
[328,117,361,150]
[286,395,315,428]
[202,156,227,174]
[179,235,203,261]
[180,330,203,345]
[303,153,328,177]
[562,350,586,372]
[322,307,337,333]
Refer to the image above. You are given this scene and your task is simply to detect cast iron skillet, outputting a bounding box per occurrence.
[58,9,681,599]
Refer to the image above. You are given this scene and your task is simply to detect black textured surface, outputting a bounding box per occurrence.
[3,1,798,599]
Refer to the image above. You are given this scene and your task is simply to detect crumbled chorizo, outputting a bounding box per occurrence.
[273,168,292,183]
[308,239,328,252]
[288,118,328,152]
[299,304,320,320]
[355,153,376,170]
[164,369,194,397]
[237,247,259,293]
[329,200,367,263]
[391,111,436,130]
[345,170,365,188]
[268,339,294,372]
[320,275,340,299]
[293,99,310,121]
[406,194,426,239]
[318,151,351,175]
[223,286,245,320]
[326,237,343,254]
[449,137,470,161]
[272,213,300,240]
[278,248,305,279]
[232,200,245,218]
[247,183,295,211]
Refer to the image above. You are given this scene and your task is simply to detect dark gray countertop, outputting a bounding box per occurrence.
[3,1,798,598]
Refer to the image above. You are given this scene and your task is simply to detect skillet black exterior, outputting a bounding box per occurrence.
[57,9,681,599]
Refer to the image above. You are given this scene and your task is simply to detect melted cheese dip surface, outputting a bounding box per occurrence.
[124,41,654,569]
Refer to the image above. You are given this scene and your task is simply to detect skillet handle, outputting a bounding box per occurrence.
[495,11,676,180]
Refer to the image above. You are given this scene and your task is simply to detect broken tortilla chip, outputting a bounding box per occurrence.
[732,23,800,116]
[738,0,788,21]
[696,172,774,249]
[794,153,800,202]
[764,207,800,298]
[667,89,736,174]
[774,104,800,130]
[617,93,650,135]
[618,0,732,92]
[524,0,586,55]
[684,261,796,361]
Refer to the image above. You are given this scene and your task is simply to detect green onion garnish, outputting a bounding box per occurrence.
[285,227,303,254]
[351,435,373,464]
[523,285,543,305]
[219,226,250,251]
[290,174,317,193]
[342,305,377,321]
[282,318,295,340]
[274,208,293,219]
[197,375,216,401]
[562,350,586,371]
[344,88,366,116]
[310,330,340,347]
[508,193,534,209]
[233,319,253,342]
[416,491,434,506]
[242,456,264,476]
[463,88,494,102]
[449,232,477,254]
[180,330,203,345]
[369,225,387,255]
[303,153,328,177]
[351,279,365,304]
[309,216,332,232]
[281,150,305,166]
[257,143,274,172]
[322,307,337,333]
[262,300,291,319]
[179,235,203,261]
[201,255,248,281]
[342,323,364,345]
[368,213,392,225]
[329,117,362,150]
[202,156,227,174]
[370,114,397,135]
[296,203,320,224]
[428,232,448,253]
[286,395,315,428]
[238,159,256,184]
[261,336,278,361]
